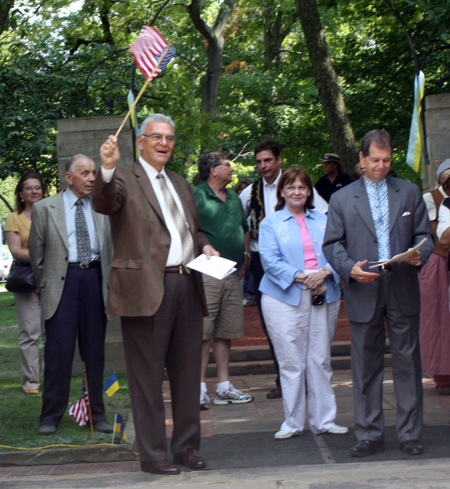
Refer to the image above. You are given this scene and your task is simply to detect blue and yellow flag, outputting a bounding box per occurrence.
[127,90,140,159]
[114,413,128,442]
[406,71,425,173]
[103,372,119,397]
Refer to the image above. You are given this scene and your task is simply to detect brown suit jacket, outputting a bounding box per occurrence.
[92,161,209,317]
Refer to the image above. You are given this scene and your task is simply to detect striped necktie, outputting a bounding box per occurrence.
[156,173,195,268]
[75,199,91,266]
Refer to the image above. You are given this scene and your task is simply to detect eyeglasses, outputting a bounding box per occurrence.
[216,162,232,168]
[284,185,308,193]
[24,186,42,191]
[141,133,176,144]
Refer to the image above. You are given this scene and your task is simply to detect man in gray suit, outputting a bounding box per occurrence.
[29,154,112,436]
[323,130,433,457]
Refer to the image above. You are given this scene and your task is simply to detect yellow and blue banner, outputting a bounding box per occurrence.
[114,413,128,442]
[103,372,119,397]
[406,71,425,173]
[128,90,140,159]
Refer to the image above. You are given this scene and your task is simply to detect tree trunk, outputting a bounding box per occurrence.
[0,1,14,34]
[295,0,359,172]
[260,5,297,138]
[187,0,236,118]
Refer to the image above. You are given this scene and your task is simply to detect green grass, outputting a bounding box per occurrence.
[0,289,132,451]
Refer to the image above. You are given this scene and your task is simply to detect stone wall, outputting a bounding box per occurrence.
[423,94,450,192]
[56,115,135,187]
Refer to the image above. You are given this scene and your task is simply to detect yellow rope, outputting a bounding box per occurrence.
[0,443,115,451]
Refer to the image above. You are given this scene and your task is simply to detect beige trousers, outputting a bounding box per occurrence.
[15,291,43,390]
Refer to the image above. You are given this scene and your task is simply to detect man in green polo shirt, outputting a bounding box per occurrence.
[194,151,254,410]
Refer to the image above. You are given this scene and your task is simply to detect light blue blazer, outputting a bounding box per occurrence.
[259,207,340,306]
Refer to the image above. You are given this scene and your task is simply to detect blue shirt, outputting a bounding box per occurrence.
[364,177,390,261]
[258,207,340,306]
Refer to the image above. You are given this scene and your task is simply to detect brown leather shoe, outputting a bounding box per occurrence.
[173,447,206,469]
[141,460,180,475]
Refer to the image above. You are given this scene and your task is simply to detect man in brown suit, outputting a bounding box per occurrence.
[93,114,216,475]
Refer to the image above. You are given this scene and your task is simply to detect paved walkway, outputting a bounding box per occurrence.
[2,370,450,488]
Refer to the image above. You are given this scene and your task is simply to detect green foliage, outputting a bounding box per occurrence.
[0,0,448,188]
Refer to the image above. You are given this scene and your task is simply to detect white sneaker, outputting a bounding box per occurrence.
[213,383,254,405]
[327,423,349,435]
[200,391,210,411]
[274,430,294,440]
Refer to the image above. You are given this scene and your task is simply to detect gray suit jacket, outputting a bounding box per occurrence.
[29,191,112,321]
[323,176,433,323]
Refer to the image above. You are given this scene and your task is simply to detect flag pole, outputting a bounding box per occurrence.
[112,413,118,444]
[115,46,171,138]
[83,362,96,446]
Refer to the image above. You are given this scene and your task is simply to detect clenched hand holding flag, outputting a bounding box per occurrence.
[115,26,176,137]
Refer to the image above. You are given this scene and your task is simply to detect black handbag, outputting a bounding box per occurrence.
[5,261,37,293]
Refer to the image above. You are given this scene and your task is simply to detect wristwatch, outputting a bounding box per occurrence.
[322,268,331,278]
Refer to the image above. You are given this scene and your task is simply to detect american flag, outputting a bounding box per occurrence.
[69,378,89,426]
[130,25,176,80]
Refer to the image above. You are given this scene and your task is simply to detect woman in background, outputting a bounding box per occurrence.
[420,160,450,394]
[5,171,46,394]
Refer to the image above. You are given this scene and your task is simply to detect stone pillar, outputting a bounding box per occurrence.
[423,94,450,192]
[57,115,135,374]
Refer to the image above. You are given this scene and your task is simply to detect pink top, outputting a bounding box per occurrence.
[295,215,318,270]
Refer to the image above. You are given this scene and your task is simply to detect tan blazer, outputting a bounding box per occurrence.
[29,191,112,321]
[92,161,209,317]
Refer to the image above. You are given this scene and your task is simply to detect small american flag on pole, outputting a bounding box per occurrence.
[69,378,90,427]
[130,25,176,80]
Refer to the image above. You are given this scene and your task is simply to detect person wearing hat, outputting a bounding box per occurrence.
[315,153,354,203]
[422,159,450,394]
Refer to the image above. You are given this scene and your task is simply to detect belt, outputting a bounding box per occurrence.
[68,261,101,269]
[165,266,188,275]
[381,263,392,272]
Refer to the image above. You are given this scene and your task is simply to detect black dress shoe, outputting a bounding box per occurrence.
[173,447,206,469]
[401,440,424,455]
[94,421,113,433]
[267,386,282,399]
[350,439,385,458]
[39,424,56,435]
[141,460,181,475]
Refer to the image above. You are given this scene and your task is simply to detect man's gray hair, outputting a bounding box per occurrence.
[139,114,175,135]
[65,154,88,173]
[198,151,229,181]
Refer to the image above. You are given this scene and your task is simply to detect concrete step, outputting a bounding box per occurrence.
[73,339,391,377]
[204,342,392,378]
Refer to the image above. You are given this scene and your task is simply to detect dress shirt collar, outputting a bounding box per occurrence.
[139,156,169,182]
[363,176,387,190]
[279,206,315,222]
[263,170,282,188]
[65,187,89,208]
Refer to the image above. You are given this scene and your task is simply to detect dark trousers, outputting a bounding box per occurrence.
[121,273,203,463]
[250,252,280,388]
[40,266,107,427]
[350,271,423,443]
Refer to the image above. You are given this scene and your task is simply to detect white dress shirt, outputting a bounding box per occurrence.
[101,158,186,266]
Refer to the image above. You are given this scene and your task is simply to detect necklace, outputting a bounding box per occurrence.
[296,215,305,228]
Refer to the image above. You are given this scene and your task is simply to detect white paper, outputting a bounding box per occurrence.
[187,254,237,280]
[368,237,428,269]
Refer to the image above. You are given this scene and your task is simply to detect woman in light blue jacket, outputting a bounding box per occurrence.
[259,167,347,440]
